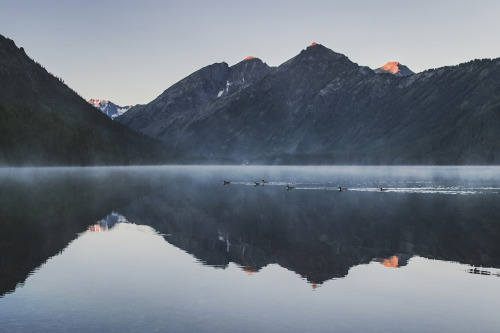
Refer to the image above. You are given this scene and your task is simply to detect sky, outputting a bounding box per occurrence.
[1,0,500,106]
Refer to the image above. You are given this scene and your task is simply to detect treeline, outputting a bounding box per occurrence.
[0,103,185,166]
[0,103,129,165]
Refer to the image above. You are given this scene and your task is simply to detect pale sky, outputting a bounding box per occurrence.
[1,0,500,106]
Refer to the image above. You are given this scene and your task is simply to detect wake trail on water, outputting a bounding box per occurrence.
[224,181,500,195]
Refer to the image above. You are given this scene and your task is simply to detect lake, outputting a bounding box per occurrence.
[1,165,500,332]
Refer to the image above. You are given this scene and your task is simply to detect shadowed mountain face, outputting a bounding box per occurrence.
[117,44,500,164]
[2,166,500,296]
[0,34,181,166]
[118,57,272,139]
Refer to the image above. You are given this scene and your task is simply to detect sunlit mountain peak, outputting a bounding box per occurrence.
[375,61,415,76]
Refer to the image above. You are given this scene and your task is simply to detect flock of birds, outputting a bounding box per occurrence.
[222,180,387,192]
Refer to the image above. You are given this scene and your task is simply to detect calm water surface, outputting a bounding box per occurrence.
[1,165,500,332]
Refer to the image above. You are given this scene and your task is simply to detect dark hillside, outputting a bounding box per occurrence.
[0,34,182,166]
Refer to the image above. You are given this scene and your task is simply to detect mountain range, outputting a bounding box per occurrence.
[0,34,181,166]
[117,43,500,164]
[88,99,132,119]
[2,33,500,166]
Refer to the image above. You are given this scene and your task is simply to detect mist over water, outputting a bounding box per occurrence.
[1,165,500,332]
[3,164,500,184]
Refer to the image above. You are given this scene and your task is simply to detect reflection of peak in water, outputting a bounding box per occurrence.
[117,178,500,285]
[378,254,413,268]
[88,223,108,232]
[4,166,500,297]
[0,177,148,297]
[88,212,130,232]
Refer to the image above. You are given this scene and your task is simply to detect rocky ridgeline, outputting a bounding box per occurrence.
[117,42,500,164]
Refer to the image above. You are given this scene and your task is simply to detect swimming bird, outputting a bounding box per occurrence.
[254,182,261,186]
[380,187,387,191]
[286,185,295,191]
[223,180,230,185]
[338,186,347,192]
[261,179,268,185]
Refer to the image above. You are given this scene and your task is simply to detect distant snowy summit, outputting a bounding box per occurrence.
[374,62,415,77]
[88,99,132,119]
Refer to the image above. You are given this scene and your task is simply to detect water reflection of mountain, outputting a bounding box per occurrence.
[88,212,128,232]
[118,180,500,284]
[0,170,156,296]
[1,168,500,297]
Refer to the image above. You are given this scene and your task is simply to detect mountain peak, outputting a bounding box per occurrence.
[243,56,256,61]
[88,99,132,119]
[375,61,415,76]
[380,62,402,74]
[297,42,352,64]
[275,43,356,74]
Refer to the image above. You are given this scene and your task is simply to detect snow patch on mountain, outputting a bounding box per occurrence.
[216,80,234,98]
